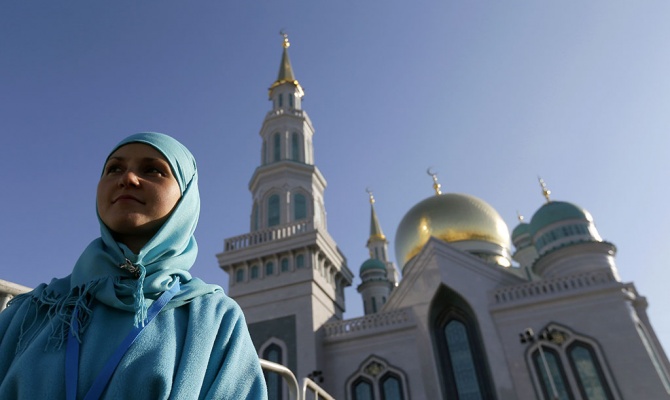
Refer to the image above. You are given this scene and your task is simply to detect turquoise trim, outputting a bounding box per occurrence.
[529,201,592,237]
[360,258,387,275]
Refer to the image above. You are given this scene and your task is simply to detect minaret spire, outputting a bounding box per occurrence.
[269,31,303,98]
[366,188,386,246]
[538,176,551,203]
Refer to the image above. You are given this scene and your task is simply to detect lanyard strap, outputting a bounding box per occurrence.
[66,280,180,400]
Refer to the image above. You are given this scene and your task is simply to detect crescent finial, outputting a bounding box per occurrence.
[426,167,441,195]
[366,187,375,204]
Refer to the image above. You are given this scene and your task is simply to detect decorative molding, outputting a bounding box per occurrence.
[323,308,413,340]
[490,270,624,306]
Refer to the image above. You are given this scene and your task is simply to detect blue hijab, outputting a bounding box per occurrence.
[14,132,221,348]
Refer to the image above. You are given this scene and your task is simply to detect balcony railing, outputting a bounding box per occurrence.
[224,220,314,252]
[260,359,334,400]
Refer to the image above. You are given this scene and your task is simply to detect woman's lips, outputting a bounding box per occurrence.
[113,195,143,204]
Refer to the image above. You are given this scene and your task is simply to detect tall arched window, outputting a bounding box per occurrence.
[568,342,613,400]
[432,286,495,399]
[281,258,289,272]
[291,132,301,161]
[268,195,280,227]
[533,347,573,400]
[380,372,404,400]
[250,265,259,280]
[352,377,374,400]
[235,268,245,283]
[265,261,275,276]
[288,93,294,108]
[273,133,281,162]
[294,193,306,220]
[445,320,483,399]
[296,254,305,269]
[278,93,283,108]
[263,344,283,400]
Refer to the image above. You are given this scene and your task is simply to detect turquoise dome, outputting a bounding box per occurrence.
[360,258,387,275]
[529,201,592,237]
[511,222,530,240]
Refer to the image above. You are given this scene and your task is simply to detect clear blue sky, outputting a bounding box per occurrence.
[2,1,669,354]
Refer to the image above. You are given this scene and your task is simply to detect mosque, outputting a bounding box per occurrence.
[215,35,670,399]
[1,36,669,400]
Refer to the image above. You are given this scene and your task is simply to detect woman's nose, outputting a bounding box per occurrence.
[119,170,140,187]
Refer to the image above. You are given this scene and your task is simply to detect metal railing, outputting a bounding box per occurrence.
[260,359,335,400]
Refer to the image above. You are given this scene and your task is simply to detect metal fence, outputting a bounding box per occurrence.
[260,359,335,400]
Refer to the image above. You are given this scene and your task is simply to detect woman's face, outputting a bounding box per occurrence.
[97,143,181,252]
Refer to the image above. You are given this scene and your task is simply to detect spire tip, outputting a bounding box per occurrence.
[427,167,442,195]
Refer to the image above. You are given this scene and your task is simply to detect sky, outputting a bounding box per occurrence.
[1,2,669,354]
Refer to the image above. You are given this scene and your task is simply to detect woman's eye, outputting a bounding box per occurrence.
[105,165,122,174]
[146,167,166,176]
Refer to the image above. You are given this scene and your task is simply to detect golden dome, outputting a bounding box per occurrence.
[394,193,511,268]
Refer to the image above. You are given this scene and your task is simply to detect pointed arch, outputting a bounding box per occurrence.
[345,355,409,400]
[260,338,289,400]
[430,285,496,399]
[523,323,621,400]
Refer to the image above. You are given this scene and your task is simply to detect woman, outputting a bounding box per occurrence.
[0,133,268,399]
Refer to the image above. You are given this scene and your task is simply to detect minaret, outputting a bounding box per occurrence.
[366,190,399,286]
[217,34,354,382]
[357,190,397,314]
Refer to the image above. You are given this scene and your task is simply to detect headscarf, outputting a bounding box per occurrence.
[12,132,221,349]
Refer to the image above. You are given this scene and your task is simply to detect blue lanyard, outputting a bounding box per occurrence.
[66,280,180,400]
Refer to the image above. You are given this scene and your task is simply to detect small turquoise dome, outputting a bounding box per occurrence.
[512,222,530,241]
[360,258,387,275]
[529,201,592,237]
[511,222,532,250]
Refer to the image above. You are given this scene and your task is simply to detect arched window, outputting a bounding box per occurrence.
[352,377,374,400]
[347,356,408,400]
[289,93,294,108]
[273,133,281,162]
[524,326,621,400]
[445,320,484,399]
[268,195,280,227]
[568,342,613,400]
[296,254,305,269]
[380,372,404,400]
[281,258,289,272]
[235,268,245,283]
[294,193,306,220]
[265,261,275,276]
[432,286,495,399]
[291,132,301,161]
[533,346,573,400]
[263,344,283,400]
[278,93,283,108]
[250,265,259,280]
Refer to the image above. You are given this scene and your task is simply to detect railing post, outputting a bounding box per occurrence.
[259,359,300,400]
